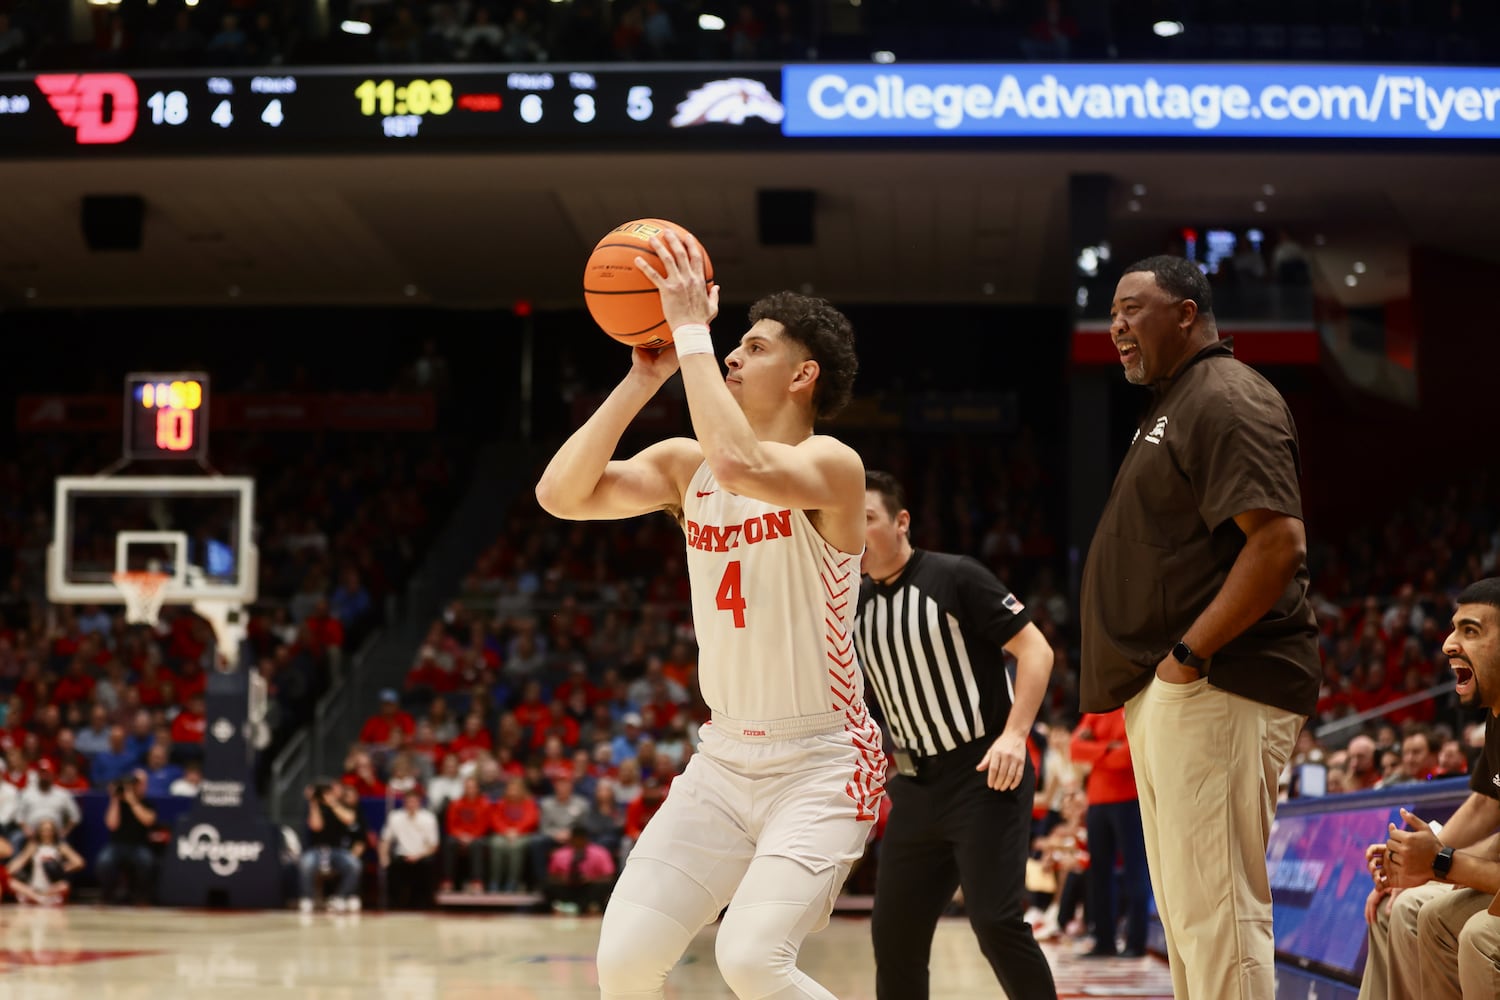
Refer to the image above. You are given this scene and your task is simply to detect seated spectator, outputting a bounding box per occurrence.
[7,819,81,905]
[406,720,444,779]
[361,689,415,748]
[380,789,439,910]
[1345,734,1383,791]
[386,752,424,800]
[620,775,668,865]
[0,774,16,843]
[1436,740,1470,778]
[489,776,540,892]
[545,824,616,915]
[14,761,79,852]
[55,761,90,794]
[170,696,206,747]
[170,759,203,797]
[448,712,493,762]
[441,776,492,893]
[341,750,387,798]
[96,770,158,905]
[583,782,625,862]
[142,743,184,798]
[529,774,589,886]
[1031,788,1091,942]
[426,754,463,815]
[298,782,365,914]
[1377,728,1439,788]
[49,728,88,778]
[75,704,113,758]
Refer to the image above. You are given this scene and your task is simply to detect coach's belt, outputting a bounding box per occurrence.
[709,710,848,741]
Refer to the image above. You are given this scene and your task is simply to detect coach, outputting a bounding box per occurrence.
[1079,256,1319,1000]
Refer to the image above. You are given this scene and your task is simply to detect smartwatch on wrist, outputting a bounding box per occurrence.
[1434,846,1456,880]
[1172,640,1207,671]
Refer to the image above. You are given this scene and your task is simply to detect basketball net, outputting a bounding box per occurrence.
[112,570,171,626]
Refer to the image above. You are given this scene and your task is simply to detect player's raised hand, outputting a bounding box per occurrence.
[638,231,717,333]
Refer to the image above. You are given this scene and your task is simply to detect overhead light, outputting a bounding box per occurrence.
[184,0,199,6]
[23,287,36,299]
[1352,260,1367,274]
[1132,183,1147,197]
[1262,183,1276,196]
[982,282,996,296]
[403,284,419,297]
[228,284,242,298]
[698,13,725,30]
[1127,199,1142,212]
[340,19,371,34]
[1253,200,1267,213]
[872,50,896,63]
[1344,275,1358,287]
[1314,233,1327,246]
[1153,20,1185,38]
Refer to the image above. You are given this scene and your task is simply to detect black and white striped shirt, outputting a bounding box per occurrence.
[854,549,1030,758]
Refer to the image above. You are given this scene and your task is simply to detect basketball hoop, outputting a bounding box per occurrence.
[112,571,171,626]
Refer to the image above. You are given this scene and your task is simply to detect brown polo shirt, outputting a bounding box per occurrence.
[1080,338,1319,716]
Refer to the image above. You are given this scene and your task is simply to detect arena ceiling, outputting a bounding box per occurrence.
[0,146,1495,311]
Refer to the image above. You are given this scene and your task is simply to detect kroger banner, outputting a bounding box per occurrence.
[781,64,1500,139]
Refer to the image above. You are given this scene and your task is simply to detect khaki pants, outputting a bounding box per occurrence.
[1413,887,1499,1000]
[1359,880,1451,1000]
[1124,676,1302,1000]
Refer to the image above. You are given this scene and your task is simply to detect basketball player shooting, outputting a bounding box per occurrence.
[535,230,885,1000]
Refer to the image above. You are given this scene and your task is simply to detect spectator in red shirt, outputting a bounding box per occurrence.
[620,775,668,864]
[1071,710,1149,958]
[1435,739,1470,777]
[304,599,345,654]
[441,776,492,892]
[173,659,207,702]
[359,689,415,748]
[55,760,90,793]
[538,734,575,788]
[170,696,206,745]
[52,657,96,707]
[489,775,540,892]
[512,680,550,738]
[530,699,580,751]
[447,712,493,763]
[136,661,177,710]
[406,720,446,775]
[340,750,387,799]
[49,729,87,778]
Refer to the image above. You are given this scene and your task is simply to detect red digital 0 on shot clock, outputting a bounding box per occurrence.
[125,372,208,461]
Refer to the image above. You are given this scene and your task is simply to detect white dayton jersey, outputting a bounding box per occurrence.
[682,461,867,725]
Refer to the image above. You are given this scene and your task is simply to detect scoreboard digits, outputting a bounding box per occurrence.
[1,66,786,152]
[125,373,209,461]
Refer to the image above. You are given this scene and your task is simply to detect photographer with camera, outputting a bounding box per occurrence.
[96,769,158,905]
[297,781,365,914]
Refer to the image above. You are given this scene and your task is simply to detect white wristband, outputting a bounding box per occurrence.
[672,324,714,357]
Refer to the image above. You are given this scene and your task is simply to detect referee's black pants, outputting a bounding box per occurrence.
[871,738,1057,1000]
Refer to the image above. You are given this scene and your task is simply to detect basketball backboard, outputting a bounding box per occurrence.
[47,475,257,608]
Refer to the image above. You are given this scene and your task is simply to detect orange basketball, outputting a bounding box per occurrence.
[583,218,714,349]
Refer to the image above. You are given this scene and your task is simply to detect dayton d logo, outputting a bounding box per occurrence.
[35,73,138,144]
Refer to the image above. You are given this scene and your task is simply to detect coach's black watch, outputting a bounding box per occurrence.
[1172,641,1208,671]
[1433,846,1456,880]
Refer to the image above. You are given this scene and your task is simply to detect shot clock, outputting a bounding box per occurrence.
[124,372,208,461]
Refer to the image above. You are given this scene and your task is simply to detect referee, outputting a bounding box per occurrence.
[856,470,1058,1000]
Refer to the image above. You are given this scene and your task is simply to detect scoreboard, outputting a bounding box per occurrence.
[0,66,784,153]
[125,372,208,461]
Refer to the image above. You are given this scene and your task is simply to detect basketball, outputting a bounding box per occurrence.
[583,219,714,349]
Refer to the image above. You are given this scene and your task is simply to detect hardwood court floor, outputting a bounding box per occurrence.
[0,906,1174,999]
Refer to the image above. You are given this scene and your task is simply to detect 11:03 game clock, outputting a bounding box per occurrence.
[125,372,208,461]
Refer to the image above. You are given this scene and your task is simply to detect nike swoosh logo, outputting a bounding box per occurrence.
[695,490,715,497]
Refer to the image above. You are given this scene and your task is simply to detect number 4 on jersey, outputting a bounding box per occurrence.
[716,560,747,628]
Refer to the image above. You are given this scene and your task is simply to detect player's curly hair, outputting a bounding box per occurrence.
[749,291,858,420]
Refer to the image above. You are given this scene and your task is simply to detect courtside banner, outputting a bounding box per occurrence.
[781,64,1500,139]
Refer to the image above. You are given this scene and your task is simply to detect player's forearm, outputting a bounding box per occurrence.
[536,371,662,512]
[1003,649,1052,740]
[1182,520,1303,657]
[1439,795,1500,851]
[678,353,765,487]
